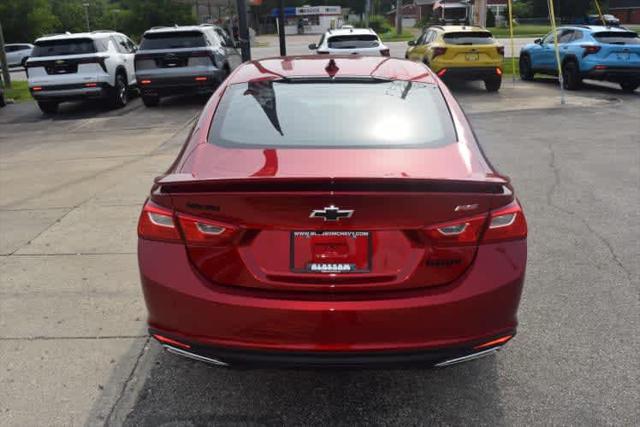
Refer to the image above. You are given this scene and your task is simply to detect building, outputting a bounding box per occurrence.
[386,4,420,28]
[609,0,640,24]
[271,6,343,35]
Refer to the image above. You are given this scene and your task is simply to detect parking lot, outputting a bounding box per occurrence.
[1,44,639,426]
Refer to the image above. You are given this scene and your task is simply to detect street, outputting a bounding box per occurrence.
[1,75,638,425]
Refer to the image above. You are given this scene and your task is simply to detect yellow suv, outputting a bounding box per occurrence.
[405,25,504,92]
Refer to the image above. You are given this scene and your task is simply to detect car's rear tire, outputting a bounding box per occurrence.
[37,100,58,114]
[620,80,640,93]
[519,54,534,81]
[484,76,502,92]
[562,61,581,90]
[142,94,160,107]
[109,73,128,109]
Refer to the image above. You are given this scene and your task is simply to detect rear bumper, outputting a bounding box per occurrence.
[437,66,502,80]
[582,66,640,81]
[30,82,111,101]
[139,238,526,366]
[136,72,225,97]
[152,329,514,368]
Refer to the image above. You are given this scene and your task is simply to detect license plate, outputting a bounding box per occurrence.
[290,231,371,273]
[465,53,479,61]
[616,53,630,61]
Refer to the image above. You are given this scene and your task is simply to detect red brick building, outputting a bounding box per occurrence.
[609,0,640,24]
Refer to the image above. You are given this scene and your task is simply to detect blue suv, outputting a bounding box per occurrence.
[519,25,640,93]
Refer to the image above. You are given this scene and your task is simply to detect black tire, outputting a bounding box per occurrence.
[519,54,534,81]
[485,76,502,92]
[141,94,160,107]
[620,80,640,93]
[562,61,581,90]
[109,73,128,108]
[37,100,58,114]
[0,92,5,108]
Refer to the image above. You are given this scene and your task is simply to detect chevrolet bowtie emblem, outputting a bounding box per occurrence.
[310,205,353,221]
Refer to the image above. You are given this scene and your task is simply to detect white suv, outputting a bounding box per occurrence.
[308,27,390,56]
[26,31,137,114]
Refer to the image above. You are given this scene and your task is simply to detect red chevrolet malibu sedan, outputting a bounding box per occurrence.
[137,56,527,368]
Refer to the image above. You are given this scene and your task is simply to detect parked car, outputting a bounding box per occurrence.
[405,25,504,92]
[519,25,640,93]
[308,27,390,56]
[4,43,34,68]
[583,14,620,27]
[135,24,241,107]
[137,56,528,368]
[26,31,138,113]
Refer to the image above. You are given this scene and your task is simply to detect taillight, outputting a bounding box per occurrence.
[380,48,390,57]
[581,44,601,57]
[424,214,488,245]
[496,67,503,76]
[497,46,505,56]
[482,200,527,243]
[176,213,238,245]
[432,47,447,59]
[137,200,181,242]
[437,68,447,77]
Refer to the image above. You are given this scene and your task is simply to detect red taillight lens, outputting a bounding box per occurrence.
[432,47,447,59]
[380,48,390,57]
[137,200,181,242]
[176,213,238,245]
[581,44,601,57]
[497,46,505,56]
[424,214,488,245]
[496,67,503,76]
[437,68,448,77]
[482,200,527,243]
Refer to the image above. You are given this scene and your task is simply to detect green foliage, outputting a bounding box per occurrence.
[511,1,534,19]
[1,0,196,43]
[363,15,393,34]
[0,0,60,42]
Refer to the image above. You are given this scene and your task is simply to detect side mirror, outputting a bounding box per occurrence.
[308,43,317,50]
[534,38,542,45]
[407,40,416,46]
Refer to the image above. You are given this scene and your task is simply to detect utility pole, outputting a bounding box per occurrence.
[236,0,251,61]
[83,3,91,32]
[473,0,487,27]
[0,20,11,89]
[277,0,286,56]
[395,0,403,35]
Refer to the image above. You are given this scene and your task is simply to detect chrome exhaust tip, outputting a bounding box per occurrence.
[163,345,229,366]
[435,346,501,368]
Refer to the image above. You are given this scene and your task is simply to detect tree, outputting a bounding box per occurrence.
[0,0,60,42]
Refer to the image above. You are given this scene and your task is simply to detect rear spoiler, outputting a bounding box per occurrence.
[155,174,511,195]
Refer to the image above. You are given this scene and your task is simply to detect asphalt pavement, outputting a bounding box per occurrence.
[0,64,638,425]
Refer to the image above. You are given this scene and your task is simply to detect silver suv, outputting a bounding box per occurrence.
[27,31,137,114]
[135,24,241,107]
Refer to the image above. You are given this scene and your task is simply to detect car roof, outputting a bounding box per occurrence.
[227,56,436,85]
[436,25,490,33]
[559,25,630,33]
[325,28,377,37]
[144,24,219,35]
[35,31,119,42]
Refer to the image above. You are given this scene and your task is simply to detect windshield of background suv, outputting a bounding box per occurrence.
[443,32,495,45]
[209,80,456,148]
[31,38,99,57]
[593,32,640,44]
[139,31,207,50]
[327,35,379,49]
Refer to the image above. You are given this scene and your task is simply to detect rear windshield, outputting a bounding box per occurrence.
[140,31,207,50]
[443,32,495,45]
[327,35,379,49]
[592,31,640,45]
[208,81,456,148]
[32,38,99,57]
